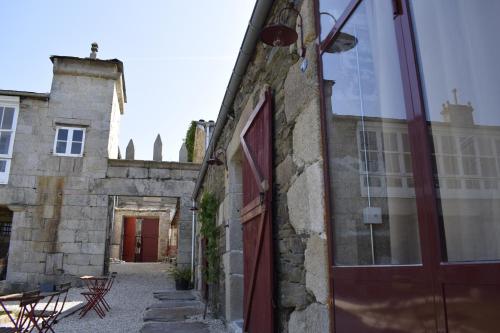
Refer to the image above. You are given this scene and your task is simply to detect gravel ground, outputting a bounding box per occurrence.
[55,263,225,333]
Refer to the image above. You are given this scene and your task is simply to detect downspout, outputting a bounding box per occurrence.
[191,199,196,284]
[191,0,274,202]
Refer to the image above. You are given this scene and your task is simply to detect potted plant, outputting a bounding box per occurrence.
[171,267,192,290]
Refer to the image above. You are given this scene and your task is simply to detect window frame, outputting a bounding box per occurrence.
[0,97,20,185]
[53,126,86,157]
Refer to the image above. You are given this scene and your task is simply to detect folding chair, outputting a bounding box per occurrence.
[99,272,117,312]
[79,277,108,319]
[0,290,44,333]
[79,272,117,319]
[32,282,71,332]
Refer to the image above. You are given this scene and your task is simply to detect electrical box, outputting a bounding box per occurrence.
[363,206,382,224]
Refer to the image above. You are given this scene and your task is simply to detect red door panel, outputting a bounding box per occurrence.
[141,218,159,262]
[123,217,136,262]
[241,88,274,333]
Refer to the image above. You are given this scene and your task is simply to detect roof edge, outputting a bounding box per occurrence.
[0,90,49,101]
[192,0,274,201]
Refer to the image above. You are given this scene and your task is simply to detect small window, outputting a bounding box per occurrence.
[53,127,86,157]
[0,102,19,184]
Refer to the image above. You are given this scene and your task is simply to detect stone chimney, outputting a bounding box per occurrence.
[441,88,474,127]
[90,42,98,59]
[126,139,135,160]
[153,134,162,162]
[192,119,216,163]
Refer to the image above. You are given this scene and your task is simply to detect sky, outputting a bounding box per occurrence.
[0,1,255,161]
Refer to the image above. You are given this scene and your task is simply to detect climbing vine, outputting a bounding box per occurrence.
[185,121,196,162]
[199,192,219,283]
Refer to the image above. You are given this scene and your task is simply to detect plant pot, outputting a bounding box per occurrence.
[175,279,191,290]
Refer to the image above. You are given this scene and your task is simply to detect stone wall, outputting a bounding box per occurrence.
[195,0,330,331]
[0,56,200,288]
[1,56,125,286]
[99,159,199,267]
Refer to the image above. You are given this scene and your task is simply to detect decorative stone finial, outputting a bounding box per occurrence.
[452,88,458,104]
[126,139,135,160]
[153,134,163,162]
[90,42,98,59]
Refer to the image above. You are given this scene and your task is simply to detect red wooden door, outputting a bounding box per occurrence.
[122,217,136,262]
[240,88,274,333]
[141,218,159,262]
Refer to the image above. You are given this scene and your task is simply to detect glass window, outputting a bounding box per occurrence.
[0,103,18,184]
[53,127,85,157]
[322,0,421,265]
[411,0,500,261]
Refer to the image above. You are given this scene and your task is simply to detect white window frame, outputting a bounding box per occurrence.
[0,96,20,185]
[53,126,86,157]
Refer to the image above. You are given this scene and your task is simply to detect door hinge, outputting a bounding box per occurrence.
[392,0,403,17]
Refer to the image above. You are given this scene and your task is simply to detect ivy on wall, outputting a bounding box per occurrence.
[185,121,196,162]
[199,191,219,284]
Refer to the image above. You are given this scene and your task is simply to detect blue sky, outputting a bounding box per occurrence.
[0,1,255,161]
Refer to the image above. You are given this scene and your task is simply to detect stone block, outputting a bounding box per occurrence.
[284,44,320,123]
[292,100,322,168]
[58,229,75,243]
[64,253,91,266]
[57,242,81,254]
[280,281,308,309]
[149,168,170,179]
[276,155,296,190]
[45,253,63,274]
[225,273,243,321]
[127,167,148,178]
[288,302,329,333]
[305,234,329,304]
[223,250,243,275]
[140,322,209,333]
[287,161,325,234]
[81,242,104,255]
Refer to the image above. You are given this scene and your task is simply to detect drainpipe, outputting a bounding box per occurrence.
[191,199,196,284]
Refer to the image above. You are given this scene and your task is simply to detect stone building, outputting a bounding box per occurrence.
[0,48,199,289]
[192,0,500,332]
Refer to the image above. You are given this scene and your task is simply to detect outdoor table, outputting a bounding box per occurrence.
[0,292,44,332]
[79,276,109,319]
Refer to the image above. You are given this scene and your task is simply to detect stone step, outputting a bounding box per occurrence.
[143,307,202,322]
[153,290,196,301]
[147,300,204,310]
[140,322,209,333]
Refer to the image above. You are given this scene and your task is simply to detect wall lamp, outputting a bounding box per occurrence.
[260,1,306,58]
[207,148,227,170]
[320,12,358,54]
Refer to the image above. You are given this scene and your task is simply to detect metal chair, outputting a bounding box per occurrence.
[32,282,71,332]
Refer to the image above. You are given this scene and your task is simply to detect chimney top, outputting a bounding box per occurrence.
[90,42,99,59]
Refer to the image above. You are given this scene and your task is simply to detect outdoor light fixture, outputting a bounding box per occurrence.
[320,12,358,54]
[207,148,227,170]
[260,1,306,58]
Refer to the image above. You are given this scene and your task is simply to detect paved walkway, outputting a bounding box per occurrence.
[55,263,224,333]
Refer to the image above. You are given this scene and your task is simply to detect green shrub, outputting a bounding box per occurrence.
[170,266,191,282]
[199,192,219,283]
[185,121,196,162]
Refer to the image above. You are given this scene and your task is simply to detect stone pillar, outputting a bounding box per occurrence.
[179,143,188,163]
[176,196,193,267]
[125,139,134,160]
[153,134,162,162]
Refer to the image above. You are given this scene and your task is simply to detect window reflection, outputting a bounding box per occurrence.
[412,0,500,262]
[323,0,421,265]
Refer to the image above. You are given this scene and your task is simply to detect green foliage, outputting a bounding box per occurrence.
[170,266,191,282]
[199,192,219,283]
[185,121,196,162]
